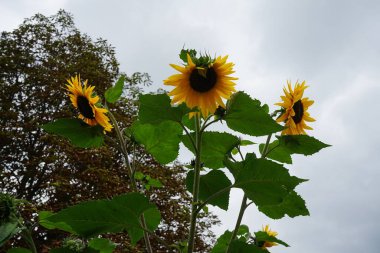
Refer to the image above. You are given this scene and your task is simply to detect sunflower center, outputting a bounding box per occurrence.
[77,96,95,119]
[189,67,217,93]
[292,100,304,124]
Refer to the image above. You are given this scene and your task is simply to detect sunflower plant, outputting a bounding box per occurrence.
[3,48,330,253]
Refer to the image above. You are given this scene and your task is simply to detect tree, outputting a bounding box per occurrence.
[0,10,218,252]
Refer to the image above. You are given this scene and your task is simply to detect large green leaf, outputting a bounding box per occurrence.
[39,193,160,244]
[138,93,191,124]
[88,238,116,253]
[186,170,232,210]
[182,131,240,169]
[258,191,309,219]
[0,221,21,247]
[132,121,182,164]
[41,119,104,148]
[224,92,283,136]
[105,75,125,103]
[277,135,330,156]
[259,135,330,163]
[234,156,306,207]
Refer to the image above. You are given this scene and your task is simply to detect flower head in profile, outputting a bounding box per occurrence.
[66,75,112,132]
[164,51,237,118]
[275,80,315,135]
[259,225,279,249]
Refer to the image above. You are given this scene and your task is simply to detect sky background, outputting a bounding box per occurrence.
[1,0,380,252]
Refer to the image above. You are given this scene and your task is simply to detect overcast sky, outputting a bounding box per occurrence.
[1,0,380,252]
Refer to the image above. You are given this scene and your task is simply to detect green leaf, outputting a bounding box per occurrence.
[277,135,330,156]
[228,241,267,253]
[259,140,292,164]
[240,140,255,146]
[132,121,182,164]
[186,170,232,210]
[224,157,244,179]
[234,156,306,208]
[88,238,116,253]
[258,191,309,219]
[39,211,75,234]
[0,221,21,247]
[41,119,104,148]
[179,49,197,63]
[262,104,269,114]
[211,230,233,253]
[147,178,163,188]
[254,231,289,247]
[105,75,125,103]
[259,135,330,164]
[237,225,250,241]
[260,135,330,163]
[125,227,143,246]
[232,140,255,157]
[138,94,191,124]
[7,248,32,253]
[210,225,253,253]
[134,171,145,180]
[126,207,161,245]
[40,193,160,244]
[181,114,196,131]
[225,92,283,136]
[182,131,240,169]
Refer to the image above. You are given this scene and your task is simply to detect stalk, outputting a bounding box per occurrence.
[187,114,202,253]
[21,228,37,253]
[226,195,248,253]
[108,109,153,253]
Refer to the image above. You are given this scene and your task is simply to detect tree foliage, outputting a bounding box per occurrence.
[0,10,218,252]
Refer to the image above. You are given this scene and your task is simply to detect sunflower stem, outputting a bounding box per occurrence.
[20,227,37,253]
[107,108,153,253]
[187,114,202,253]
[226,195,248,253]
[180,122,197,153]
[262,134,273,157]
[226,135,273,252]
[200,118,219,133]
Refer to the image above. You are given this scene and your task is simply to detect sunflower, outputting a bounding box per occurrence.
[260,225,279,249]
[66,75,112,132]
[164,53,237,118]
[275,80,315,135]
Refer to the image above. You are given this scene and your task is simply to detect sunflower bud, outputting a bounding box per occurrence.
[0,193,18,223]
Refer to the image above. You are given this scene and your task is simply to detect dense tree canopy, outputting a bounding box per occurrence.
[0,10,218,252]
